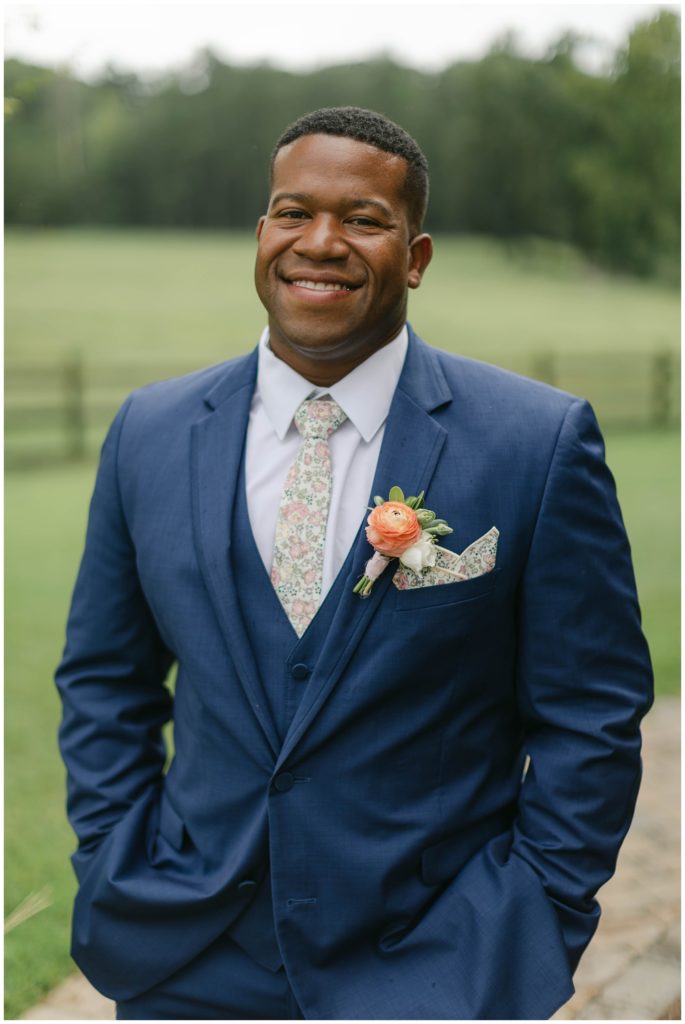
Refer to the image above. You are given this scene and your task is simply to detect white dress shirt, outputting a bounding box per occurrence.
[245,325,408,600]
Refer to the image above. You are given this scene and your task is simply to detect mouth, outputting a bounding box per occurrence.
[280,273,363,301]
[290,278,354,292]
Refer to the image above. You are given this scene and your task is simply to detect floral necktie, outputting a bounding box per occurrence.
[270,397,348,637]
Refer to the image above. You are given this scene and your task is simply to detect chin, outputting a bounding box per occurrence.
[280,328,363,362]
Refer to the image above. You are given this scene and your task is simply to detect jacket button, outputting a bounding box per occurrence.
[237,879,258,894]
[273,772,295,792]
[291,663,310,680]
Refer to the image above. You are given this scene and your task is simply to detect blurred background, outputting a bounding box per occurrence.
[4,2,680,1018]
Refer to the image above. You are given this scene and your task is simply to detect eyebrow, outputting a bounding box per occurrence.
[269,192,394,219]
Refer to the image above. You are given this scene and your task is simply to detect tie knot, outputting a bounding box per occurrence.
[294,398,347,440]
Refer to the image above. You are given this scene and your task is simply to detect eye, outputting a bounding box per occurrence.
[348,216,380,227]
[277,209,309,220]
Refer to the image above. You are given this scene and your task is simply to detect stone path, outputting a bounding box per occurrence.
[21,698,680,1021]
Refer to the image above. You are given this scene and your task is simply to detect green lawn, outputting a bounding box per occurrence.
[5,229,680,366]
[5,465,94,1019]
[603,431,680,693]
[5,229,680,1017]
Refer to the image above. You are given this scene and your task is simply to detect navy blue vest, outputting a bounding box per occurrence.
[226,454,356,971]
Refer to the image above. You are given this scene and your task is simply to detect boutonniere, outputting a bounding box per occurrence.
[353,486,453,598]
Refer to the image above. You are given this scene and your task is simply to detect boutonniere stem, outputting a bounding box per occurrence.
[353,486,453,598]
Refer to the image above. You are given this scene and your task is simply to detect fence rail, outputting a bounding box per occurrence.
[5,350,680,468]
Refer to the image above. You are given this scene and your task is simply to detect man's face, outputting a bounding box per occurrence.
[254,133,432,374]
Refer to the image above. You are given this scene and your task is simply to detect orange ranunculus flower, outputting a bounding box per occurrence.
[366,501,422,558]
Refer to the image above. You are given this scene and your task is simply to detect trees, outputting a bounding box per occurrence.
[566,10,680,275]
[4,10,680,276]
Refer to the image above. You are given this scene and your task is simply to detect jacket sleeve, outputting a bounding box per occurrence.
[511,398,653,969]
[55,396,175,872]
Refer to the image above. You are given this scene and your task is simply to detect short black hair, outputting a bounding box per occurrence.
[271,106,429,234]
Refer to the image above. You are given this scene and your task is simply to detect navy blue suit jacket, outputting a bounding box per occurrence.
[56,328,653,1019]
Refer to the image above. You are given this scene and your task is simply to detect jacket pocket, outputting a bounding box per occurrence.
[421,808,514,886]
[71,835,111,886]
[393,567,501,612]
[157,789,186,851]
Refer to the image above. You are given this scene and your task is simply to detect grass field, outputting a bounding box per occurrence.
[5,229,680,366]
[4,229,680,1017]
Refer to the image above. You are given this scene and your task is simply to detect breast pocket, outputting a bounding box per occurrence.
[392,567,501,613]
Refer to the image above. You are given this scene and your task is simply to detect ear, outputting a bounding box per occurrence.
[407,234,433,289]
[256,216,266,240]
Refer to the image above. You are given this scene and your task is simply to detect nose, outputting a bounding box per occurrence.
[292,214,349,261]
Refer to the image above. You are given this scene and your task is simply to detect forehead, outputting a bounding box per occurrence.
[270,134,409,205]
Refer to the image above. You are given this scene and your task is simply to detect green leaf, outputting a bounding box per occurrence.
[414,491,425,509]
[388,485,405,502]
[425,522,452,535]
[405,495,418,508]
[373,495,385,506]
[416,509,435,526]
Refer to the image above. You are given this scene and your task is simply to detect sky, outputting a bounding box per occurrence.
[4,2,679,80]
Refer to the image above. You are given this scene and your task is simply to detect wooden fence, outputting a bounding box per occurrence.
[5,349,680,469]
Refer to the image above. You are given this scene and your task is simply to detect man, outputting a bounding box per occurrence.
[56,107,653,1020]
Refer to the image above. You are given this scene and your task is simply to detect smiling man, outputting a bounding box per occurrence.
[255,128,432,384]
[56,107,652,1020]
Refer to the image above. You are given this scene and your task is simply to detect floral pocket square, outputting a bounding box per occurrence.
[393,526,499,590]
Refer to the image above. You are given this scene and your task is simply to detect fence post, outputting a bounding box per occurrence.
[531,352,556,387]
[651,350,672,428]
[64,351,86,460]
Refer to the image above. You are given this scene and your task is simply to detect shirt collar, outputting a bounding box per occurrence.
[256,325,408,443]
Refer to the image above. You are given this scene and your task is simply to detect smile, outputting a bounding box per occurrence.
[282,276,362,303]
[290,279,352,292]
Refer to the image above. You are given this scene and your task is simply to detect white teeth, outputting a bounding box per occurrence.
[291,279,351,291]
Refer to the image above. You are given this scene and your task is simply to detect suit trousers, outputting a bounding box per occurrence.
[115,930,303,1020]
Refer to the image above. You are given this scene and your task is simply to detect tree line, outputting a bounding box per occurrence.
[4,9,679,277]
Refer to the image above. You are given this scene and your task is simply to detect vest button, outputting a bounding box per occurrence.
[273,772,295,793]
[237,879,258,894]
[291,663,310,680]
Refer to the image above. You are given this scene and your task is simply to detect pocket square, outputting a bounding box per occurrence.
[393,527,499,590]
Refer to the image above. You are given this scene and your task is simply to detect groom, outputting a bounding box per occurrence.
[56,107,653,1020]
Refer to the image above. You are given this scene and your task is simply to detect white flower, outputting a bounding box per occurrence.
[399,531,437,574]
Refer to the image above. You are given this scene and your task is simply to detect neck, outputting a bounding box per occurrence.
[267,325,402,386]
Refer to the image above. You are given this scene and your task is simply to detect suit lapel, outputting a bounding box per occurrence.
[190,350,281,757]
[275,331,453,770]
